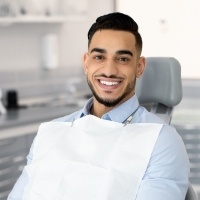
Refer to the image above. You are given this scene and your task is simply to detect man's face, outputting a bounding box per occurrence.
[83,30,145,108]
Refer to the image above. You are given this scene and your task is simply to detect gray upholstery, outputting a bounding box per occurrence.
[135,57,183,124]
[136,57,182,107]
[185,184,198,200]
[136,57,197,200]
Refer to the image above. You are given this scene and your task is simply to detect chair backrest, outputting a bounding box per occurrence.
[135,57,182,124]
[185,184,198,200]
[136,57,198,200]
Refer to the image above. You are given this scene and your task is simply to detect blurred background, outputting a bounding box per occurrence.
[0,0,199,199]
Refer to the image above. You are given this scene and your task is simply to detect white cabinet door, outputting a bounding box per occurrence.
[116,0,200,79]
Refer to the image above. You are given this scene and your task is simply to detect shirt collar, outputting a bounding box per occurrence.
[80,97,93,117]
[79,95,140,123]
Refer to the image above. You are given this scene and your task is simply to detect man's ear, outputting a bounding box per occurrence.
[136,56,146,78]
[83,53,89,75]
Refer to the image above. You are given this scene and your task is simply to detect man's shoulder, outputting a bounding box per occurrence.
[138,106,167,124]
[52,109,83,122]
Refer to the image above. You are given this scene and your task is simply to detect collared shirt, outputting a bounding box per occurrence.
[8,95,190,200]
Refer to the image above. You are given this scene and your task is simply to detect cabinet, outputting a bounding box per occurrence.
[0,133,36,200]
[0,0,64,24]
[0,0,88,25]
[0,15,88,25]
[0,16,67,25]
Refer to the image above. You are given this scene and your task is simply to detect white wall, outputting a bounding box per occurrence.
[0,0,114,72]
[116,0,200,79]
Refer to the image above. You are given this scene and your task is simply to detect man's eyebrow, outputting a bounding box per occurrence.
[90,48,106,54]
[116,50,133,56]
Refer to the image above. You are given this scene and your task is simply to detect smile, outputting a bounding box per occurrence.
[100,80,120,86]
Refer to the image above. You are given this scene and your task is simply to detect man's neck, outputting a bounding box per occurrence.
[90,94,135,118]
[90,101,113,118]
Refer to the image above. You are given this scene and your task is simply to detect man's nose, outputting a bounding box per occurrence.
[102,59,118,77]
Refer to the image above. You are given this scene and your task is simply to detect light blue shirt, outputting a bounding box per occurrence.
[8,95,190,200]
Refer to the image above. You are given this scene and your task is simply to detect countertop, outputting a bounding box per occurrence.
[0,98,85,139]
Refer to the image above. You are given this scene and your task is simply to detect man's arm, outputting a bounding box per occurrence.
[7,112,81,200]
[7,139,35,200]
[136,125,190,200]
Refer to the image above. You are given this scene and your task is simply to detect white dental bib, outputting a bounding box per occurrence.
[23,115,163,200]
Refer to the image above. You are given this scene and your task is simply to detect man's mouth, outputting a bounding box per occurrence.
[100,80,119,86]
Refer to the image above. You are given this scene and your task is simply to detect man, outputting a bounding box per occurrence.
[8,12,189,200]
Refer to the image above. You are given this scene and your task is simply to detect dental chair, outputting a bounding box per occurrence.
[135,57,198,200]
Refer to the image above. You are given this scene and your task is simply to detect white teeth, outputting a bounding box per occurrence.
[100,80,119,86]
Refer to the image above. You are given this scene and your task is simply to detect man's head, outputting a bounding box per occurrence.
[83,12,146,115]
[88,12,143,56]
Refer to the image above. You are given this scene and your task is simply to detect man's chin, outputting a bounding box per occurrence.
[94,96,123,107]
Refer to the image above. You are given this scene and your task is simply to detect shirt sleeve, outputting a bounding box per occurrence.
[7,112,80,200]
[7,124,190,200]
[136,125,190,200]
[7,137,35,200]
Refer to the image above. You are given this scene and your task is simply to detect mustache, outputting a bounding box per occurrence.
[94,74,124,80]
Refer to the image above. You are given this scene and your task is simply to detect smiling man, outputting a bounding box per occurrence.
[8,12,189,200]
[84,29,145,117]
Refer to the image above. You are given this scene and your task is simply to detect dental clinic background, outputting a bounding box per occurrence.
[0,0,200,200]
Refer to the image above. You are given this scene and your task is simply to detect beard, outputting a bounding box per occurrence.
[87,76,136,107]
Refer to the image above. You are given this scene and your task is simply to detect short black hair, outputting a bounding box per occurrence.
[88,12,143,55]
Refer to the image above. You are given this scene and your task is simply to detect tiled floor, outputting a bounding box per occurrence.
[171,79,200,199]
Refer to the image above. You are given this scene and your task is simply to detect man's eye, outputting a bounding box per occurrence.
[94,55,103,60]
[118,57,129,62]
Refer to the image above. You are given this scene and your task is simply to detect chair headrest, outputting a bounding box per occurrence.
[135,57,183,107]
